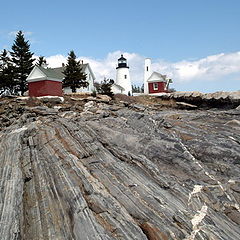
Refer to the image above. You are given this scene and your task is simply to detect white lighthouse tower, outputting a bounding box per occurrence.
[144,58,152,94]
[116,54,132,95]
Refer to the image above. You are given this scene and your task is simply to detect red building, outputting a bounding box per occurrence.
[147,72,169,94]
[27,66,63,97]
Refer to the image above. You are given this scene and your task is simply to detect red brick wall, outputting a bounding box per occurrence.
[148,82,166,94]
[28,80,63,97]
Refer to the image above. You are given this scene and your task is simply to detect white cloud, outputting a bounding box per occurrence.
[45,54,67,68]
[151,52,240,84]
[46,51,145,85]
[45,51,240,91]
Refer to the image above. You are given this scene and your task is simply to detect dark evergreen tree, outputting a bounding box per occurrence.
[10,31,34,95]
[63,50,88,93]
[36,56,47,67]
[132,84,142,93]
[132,84,136,92]
[96,78,114,97]
[0,49,9,94]
[0,49,16,95]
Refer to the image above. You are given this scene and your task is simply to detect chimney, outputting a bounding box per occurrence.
[81,60,83,64]
[62,63,65,67]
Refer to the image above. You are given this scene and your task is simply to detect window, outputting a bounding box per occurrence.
[153,83,158,90]
[146,66,148,71]
[124,75,127,79]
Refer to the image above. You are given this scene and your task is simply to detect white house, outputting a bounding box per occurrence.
[54,63,95,93]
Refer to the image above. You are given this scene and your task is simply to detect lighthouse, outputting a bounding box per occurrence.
[115,54,132,95]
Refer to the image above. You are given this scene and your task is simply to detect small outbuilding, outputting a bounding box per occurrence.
[111,83,125,94]
[27,62,96,97]
[147,72,168,94]
[27,66,63,97]
[144,58,172,95]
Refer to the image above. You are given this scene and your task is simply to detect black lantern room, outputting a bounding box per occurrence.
[116,54,129,69]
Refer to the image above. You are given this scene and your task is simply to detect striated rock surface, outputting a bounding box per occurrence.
[0,96,240,240]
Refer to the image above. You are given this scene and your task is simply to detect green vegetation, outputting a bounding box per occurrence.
[36,56,47,67]
[95,78,114,97]
[62,51,88,93]
[10,31,35,95]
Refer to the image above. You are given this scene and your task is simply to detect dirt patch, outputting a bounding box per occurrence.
[179,133,195,141]
[140,222,169,240]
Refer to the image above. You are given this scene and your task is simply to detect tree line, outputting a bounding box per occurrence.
[132,84,144,93]
[0,31,34,95]
[0,31,89,96]
[0,30,145,98]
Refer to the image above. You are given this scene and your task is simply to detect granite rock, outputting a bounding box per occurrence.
[0,97,239,240]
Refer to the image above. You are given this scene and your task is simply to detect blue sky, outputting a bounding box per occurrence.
[1,0,240,92]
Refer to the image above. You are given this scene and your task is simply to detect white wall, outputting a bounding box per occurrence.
[84,66,95,92]
[63,65,95,93]
[144,58,152,94]
[111,85,123,94]
[116,68,132,95]
[27,67,45,80]
[64,87,73,94]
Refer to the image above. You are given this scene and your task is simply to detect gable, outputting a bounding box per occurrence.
[53,63,95,80]
[27,66,64,83]
[112,83,124,90]
[147,72,166,83]
[27,66,46,80]
[84,64,96,80]
[27,63,95,84]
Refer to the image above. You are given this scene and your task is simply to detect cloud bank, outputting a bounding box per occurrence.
[45,51,240,92]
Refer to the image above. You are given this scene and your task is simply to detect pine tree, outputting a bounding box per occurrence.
[63,51,88,93]
[36,56,47,67]
[96,78,114,97]
[0,49,9,94]
[132,84,136,92]
[10,31,34,95]
[0,49,16,95]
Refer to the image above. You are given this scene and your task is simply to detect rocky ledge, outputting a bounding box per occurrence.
[157,91,240,109]
[0,95,240,240]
